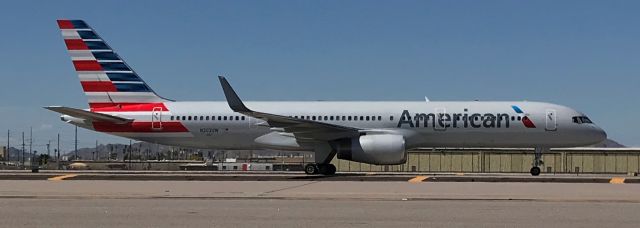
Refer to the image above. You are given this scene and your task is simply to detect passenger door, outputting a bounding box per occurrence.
[151,107,163,130]
[545,109,557,131]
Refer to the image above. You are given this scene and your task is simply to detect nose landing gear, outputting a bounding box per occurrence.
[530,147,547,176]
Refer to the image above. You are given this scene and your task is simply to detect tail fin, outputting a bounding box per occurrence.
[56,19,171,110]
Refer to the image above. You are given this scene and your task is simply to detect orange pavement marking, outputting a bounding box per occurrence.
[408,176,428,183]
[48,174,78,181]
[610,177,625,184]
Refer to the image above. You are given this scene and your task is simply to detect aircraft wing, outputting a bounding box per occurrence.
[44,106,133,124]
[218,76,360,141]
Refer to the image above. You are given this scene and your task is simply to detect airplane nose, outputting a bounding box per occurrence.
[590,126,607,144]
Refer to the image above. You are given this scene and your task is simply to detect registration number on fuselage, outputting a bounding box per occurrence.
[200,128,220,136]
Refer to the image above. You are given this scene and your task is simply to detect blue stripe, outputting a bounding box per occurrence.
[84,41,110,50]
[106,73,141,82]
[511,105,523,113]
[77,30,99,39]
[114,83,151,92]
[92,52,120,61]
[70,20,89,29]
[100,62,130,71]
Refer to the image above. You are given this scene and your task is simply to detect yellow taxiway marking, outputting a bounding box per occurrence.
[610,177,625,184]
[48,174,78,181]
[408,176,429,183]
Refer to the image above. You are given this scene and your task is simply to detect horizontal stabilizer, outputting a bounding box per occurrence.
[44,106,133,124]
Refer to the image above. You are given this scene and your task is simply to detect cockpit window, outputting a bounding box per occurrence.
[572,116,593,124]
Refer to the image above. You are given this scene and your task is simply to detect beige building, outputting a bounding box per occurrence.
[0,146,6,160]
[331,148,640,174]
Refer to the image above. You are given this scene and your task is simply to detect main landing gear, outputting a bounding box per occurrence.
[305,163,337,175]
[530,147,547,176]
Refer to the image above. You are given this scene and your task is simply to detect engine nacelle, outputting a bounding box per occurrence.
[335,134,406,165]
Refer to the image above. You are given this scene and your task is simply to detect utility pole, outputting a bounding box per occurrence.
[129,140,132,168]
[94,140,98,161]
[29,127,32,162]
[74,125,78,160]
[29,127,33,168]
[46,141,50,164]
[21,132,25,169]
[6,130,9,162]
[57,133,60,170]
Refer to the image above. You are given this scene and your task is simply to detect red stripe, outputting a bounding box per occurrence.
[64,39,89,50]
[57,20,74,29]
[89,103,169,112]
[81,81,117,92]
[93,121,188,132]
[522,117,537,128]
[73,60,102,71]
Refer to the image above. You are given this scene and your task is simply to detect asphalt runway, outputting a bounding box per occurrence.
[1,177,640,227]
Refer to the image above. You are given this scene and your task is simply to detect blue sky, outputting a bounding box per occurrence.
[0,0,638,152]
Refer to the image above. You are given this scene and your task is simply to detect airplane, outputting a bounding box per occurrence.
[46,19,607,176]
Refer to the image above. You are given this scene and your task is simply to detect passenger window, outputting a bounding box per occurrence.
[188,116,192,121]
[312,116,316,121]
[366,116,370,121]
[182,116,186,121]
[390,116,394,121]
[342,116,346,121]
[223,116,227,121]
[200,116,204,121]
[511,116,515,121]
[170,116,174,121]
[330,116,334,121]
[241,116,246,121]
[348,116,352,121]
[235,116,239,121]
[205,116,209,121]
[218,116,222,121]
[517,116,521,121]
[324,116,328,121]
[378,116,382,121]
[211,116,215,121]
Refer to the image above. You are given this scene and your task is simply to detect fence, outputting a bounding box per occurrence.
[331,148,640,174]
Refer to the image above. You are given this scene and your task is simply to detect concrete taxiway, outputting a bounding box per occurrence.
[1,172,639,227]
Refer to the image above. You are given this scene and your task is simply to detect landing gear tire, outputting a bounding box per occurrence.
[321,164,336,175]
[530,167,541,176]
[304,164,336,175]
[304,164,319,175]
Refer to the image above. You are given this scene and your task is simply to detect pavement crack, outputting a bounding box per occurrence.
[258,181,319,196]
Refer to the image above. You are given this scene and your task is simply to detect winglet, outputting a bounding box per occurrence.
[218,76,252,112]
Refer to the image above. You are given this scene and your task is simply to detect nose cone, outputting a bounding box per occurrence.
[588,125,607,145]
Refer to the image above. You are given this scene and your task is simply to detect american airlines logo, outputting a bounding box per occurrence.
[397,105,536,129]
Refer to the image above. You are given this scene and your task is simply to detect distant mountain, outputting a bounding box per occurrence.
[3,147,37,162]
[588,138,626,148]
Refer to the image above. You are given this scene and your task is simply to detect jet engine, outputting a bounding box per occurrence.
[334,134,406,165]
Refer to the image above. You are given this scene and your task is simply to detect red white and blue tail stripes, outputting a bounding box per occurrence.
[58,19,189,135]
[57,19,169,111]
